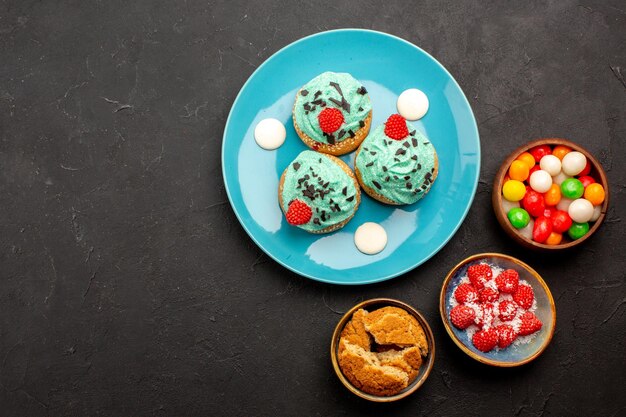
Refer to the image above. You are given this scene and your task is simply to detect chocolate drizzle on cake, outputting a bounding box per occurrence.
[301,89,309,96]
[293,162,301,171]
[356,86,367,95]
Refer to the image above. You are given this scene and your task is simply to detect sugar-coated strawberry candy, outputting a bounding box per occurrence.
[467,263,493,290]
[495,269,519,293]
[476,302,495,329]
[450,305,476,330]
[533,216,552,243]
[551,210,573,233]
[317,108,344,133]
[478,287,499,303]
[496,324,518,348]
[498,300,518,321]
[384,114,409,140]
[522,190,546,217]
[454,283,478,304]
[529,145,551,162]
[472,328,498,352]
[513,284,535,310]
[285,199,312,225]
[518,311,543,336]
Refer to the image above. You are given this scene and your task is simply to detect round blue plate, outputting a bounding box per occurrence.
[222,29,480,285]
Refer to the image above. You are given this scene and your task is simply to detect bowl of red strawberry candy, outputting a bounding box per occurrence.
[439,253,556,367]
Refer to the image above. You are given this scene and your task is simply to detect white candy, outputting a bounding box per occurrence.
[540,155,562,176]
[556,197,574,212]
[354,222,387,255]
[254,118,286,150]
[552,171,571,185]
[502,200,520,214]
[519,219,534,240]
[529,170,552,193]
[590,205,602,222]
[568,198,594,223]
[562,151,587,176]
[397,89,429,120]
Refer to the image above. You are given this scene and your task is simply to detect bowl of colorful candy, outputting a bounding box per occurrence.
[439,253,556,367]
[492,138,609,250]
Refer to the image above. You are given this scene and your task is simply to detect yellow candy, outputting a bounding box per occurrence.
[584,183,605,206]
[552,145,572,161]
[516,152,536,169]
[544,183,562,206]
[546,232,563,245]
[509,160,530,181]
[502,180,526,202]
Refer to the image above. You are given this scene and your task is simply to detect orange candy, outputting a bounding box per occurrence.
[544,184,562,206]
[509,160,530,181]
[546,232,563,245]
[584,183,605,205]
[552,145,572,161]
[516,152,536,169]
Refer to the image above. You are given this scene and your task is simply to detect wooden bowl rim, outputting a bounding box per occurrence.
[439,253,556,367]
[492,138,609,250]
[330,298,436,402]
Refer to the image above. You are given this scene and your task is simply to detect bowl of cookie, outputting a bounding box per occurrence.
[330,298,435,402]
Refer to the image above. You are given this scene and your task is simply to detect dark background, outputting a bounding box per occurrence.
[1,0,625,416]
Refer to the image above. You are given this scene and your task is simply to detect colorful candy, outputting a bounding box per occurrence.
[568,222,589,240]
[516,152,536,169]
[533,216,552,243]
[529,170,552,193]
[503,180,526,202]
[562,151,587,176]
[584,183,605,205]
[544,184,561,206]
[502,143,605,245]
[508,208,530,229]
[568,198,594,223]
[522,190,546,217]
[561,178,584,199]
[539,155,562,176]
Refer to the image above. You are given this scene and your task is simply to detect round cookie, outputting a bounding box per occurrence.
[355,114,438,205]
[293,72,372,156]
[279,150,361,233]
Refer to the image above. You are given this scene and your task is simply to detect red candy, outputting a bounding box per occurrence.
[543,207,556,218]
[384,114,409,140]
[578,175,595,188]
[529,145,551,162]
[551,210,573,233]
[522,190,546,217]
[533,216,552,243]
[528,164,541,177]
[318,108,344,133]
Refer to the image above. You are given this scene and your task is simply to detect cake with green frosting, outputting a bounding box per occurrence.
[293,72,372,156]
[355,114,438,205]
[279,150,361,233]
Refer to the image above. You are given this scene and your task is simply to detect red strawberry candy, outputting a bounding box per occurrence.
[518,311,543,336]
[495,269,519,294]
[384,114,409,140]
[450,305,476,330]
[496,324,518,348]
[317,108,344,133]
[476,302,495,329]
[522,190,546,218]
[478,287,499,303]
[498,300,518,322]
[454,283,478,304]
[285,199,312,225]
[467,263,493,290]
[552,210,573,234]
[513,284,535,310]
[472,328,498,352]
[533,216,552,243]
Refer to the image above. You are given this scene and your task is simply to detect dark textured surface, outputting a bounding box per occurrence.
[1,0,625,415]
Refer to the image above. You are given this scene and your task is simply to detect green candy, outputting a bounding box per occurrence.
[568,222,590,240]
[561,178,584,199]
[507,207,530,229]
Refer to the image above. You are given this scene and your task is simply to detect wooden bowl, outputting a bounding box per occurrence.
[440,253,556,367]
[492,138,609,250]
[330,298,435,402]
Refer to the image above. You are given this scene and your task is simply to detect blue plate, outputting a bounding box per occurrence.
[440,253,556,366]
[222,29,480,285]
